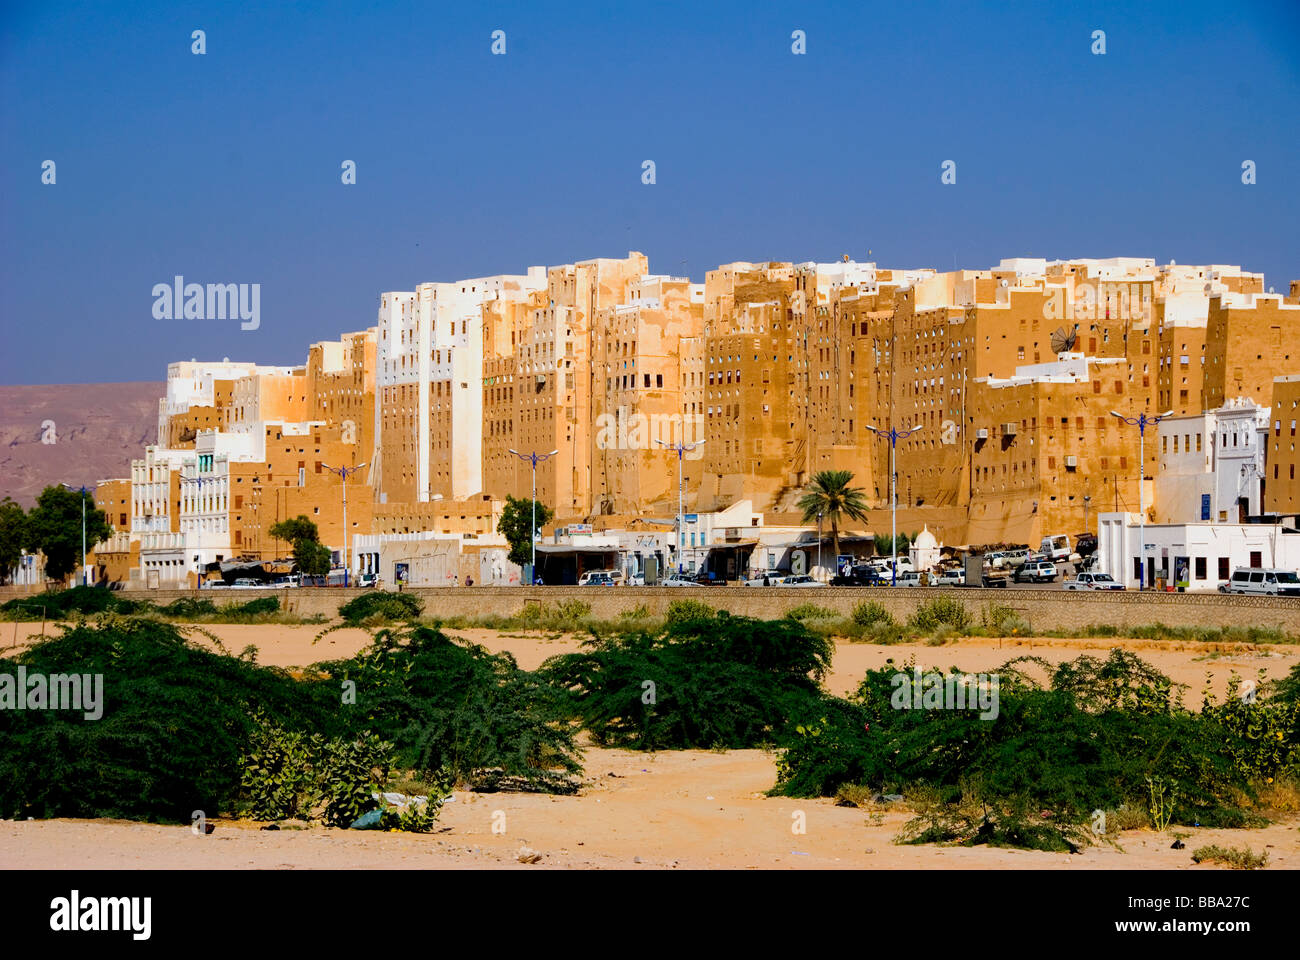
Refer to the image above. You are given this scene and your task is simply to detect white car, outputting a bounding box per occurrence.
[744,570,786,586]
[772,575,827,588]
[893,572,924,588]
[933,569,965,586]
[1064,572,1124,591]
[231,578,262,589]
[660,577,700,587]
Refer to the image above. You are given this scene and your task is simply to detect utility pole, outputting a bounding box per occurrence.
[655,437,706,573]
[864,424,922,584]
[321,462,368,587]
[1110,409,1172,589]
[508,449,559,584]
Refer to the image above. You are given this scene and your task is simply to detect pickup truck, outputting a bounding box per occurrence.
[1063,571,1125,591]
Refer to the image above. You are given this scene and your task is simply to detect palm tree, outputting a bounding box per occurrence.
[797,470,870,569]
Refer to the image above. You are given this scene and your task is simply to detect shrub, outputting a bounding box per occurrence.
[226,595,279,617]
[0,620,336,821]
[541,613,833,750]
[664,599,715,625]
[338,591,422,624]
[0,586,151,620]
[851,601,893,628]
[544,598,592,631]
[1191,845,1269,869]
[770,648,1300,850]
[238,713,323,821]
[319,625,582,793]
[160,597,219,618]
[980,602,1028,636]
[785,603,837,623]
[909,597,972,633]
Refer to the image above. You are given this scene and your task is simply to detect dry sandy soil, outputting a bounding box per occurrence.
[2,620,1298,869]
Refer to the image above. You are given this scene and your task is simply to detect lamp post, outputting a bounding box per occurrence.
[817,512,823,581]
[508,449,558,584]
[1110,409,1172,589]
[1083,493,1091,536]
[60,484,89,587]
[654,437,706,574]
[865,422,923,585]
[321,462,367,587]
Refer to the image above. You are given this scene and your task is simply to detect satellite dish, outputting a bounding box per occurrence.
[1050,325,1079,354]
[1000,278,1009,288]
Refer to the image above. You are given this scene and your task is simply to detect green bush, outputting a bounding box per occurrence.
[540,612,833,750]
[785,603,837,623]
[226,595,279,617]
[770,649,1300,850]
[851,601,893,628]
[338,591,422,624]
[0,620,337,821]
[664,599,715,625]
[0,586,151,620]
[319,625,582,793]
[909,596,972,633]
[160,597,219,618]
[1191,844,1269,869]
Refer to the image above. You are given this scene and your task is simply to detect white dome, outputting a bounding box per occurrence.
[913,526,938,549]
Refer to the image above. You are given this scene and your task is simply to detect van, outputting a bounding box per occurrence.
[1225,568,1300,596]
[1039,535,1071,561]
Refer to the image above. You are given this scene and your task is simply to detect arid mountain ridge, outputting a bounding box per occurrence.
[0,382,163,507]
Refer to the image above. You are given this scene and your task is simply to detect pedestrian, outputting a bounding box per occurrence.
[466,576,474,587]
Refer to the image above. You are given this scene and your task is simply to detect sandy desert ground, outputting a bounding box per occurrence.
[2,620,1298,869]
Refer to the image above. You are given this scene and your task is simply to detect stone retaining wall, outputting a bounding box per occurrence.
[4,584,1298,633]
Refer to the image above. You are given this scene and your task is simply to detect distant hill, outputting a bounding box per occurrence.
[0,382,163,506]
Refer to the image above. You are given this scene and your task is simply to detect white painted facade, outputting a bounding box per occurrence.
[1098,511,1300,590]
[376,268,546,502]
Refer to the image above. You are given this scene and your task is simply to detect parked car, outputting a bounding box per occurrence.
[356,572,377,588]
[660,576,700,587]
[773,575,827,588]
[933,568,965,586]
[893,571,924,588]
[744,570,786,586]
[831,565,887,586]
[1224,567,1300,596]
[579,571,617,586]
[1063,571,1124,591]
[1014,560,1058,584]
[232,578,262,589]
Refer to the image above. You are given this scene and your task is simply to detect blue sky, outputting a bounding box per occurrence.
[2,0,1297,384]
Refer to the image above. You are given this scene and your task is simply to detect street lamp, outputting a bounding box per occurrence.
[1083,493,1092,537]
[654,437,706,574]
[321,462,368,587]
[1110,409,1173,589]
[508,449,559,584]
[817,512,823,581]
[60,484,89,587]
[865,422,923,585]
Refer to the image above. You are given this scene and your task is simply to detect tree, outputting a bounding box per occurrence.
[24,486,111,584]
[0,498,27,584]
[271,516,329,583]
[269,516,320,546]
[294,540,332,582]
[872,531,915,558]
[497,495,553,569]
[797,470,869,564]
